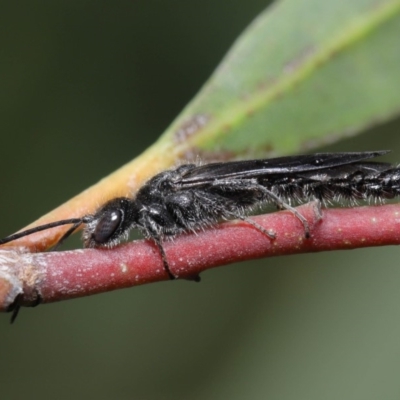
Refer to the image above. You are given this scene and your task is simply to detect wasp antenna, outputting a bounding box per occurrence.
[52,220,85,250]
[10,304,21,324]
[0,218,84,245]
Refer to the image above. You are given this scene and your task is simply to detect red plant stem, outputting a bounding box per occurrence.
[1,203,400,312]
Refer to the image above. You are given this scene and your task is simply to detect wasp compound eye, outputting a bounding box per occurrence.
[93,209,122,244]
[82,197,137,248]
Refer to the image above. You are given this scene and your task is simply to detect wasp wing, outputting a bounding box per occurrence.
[177,151,390,187]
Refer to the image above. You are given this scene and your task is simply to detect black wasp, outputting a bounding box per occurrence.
[1,150,400,280]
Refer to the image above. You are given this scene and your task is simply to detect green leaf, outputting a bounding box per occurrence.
[157,0,400,160]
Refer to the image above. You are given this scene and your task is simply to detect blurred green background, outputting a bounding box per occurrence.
[1,1,400,399]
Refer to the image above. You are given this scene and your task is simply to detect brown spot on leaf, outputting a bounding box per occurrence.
[182,141,276,164]
[247,108,255,117]
[182,149,237,164]
[283,45,316,74]
[174,114,210,143]
[257,77,277,92]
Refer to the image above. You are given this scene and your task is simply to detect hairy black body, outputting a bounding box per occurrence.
[2,151,400,282]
